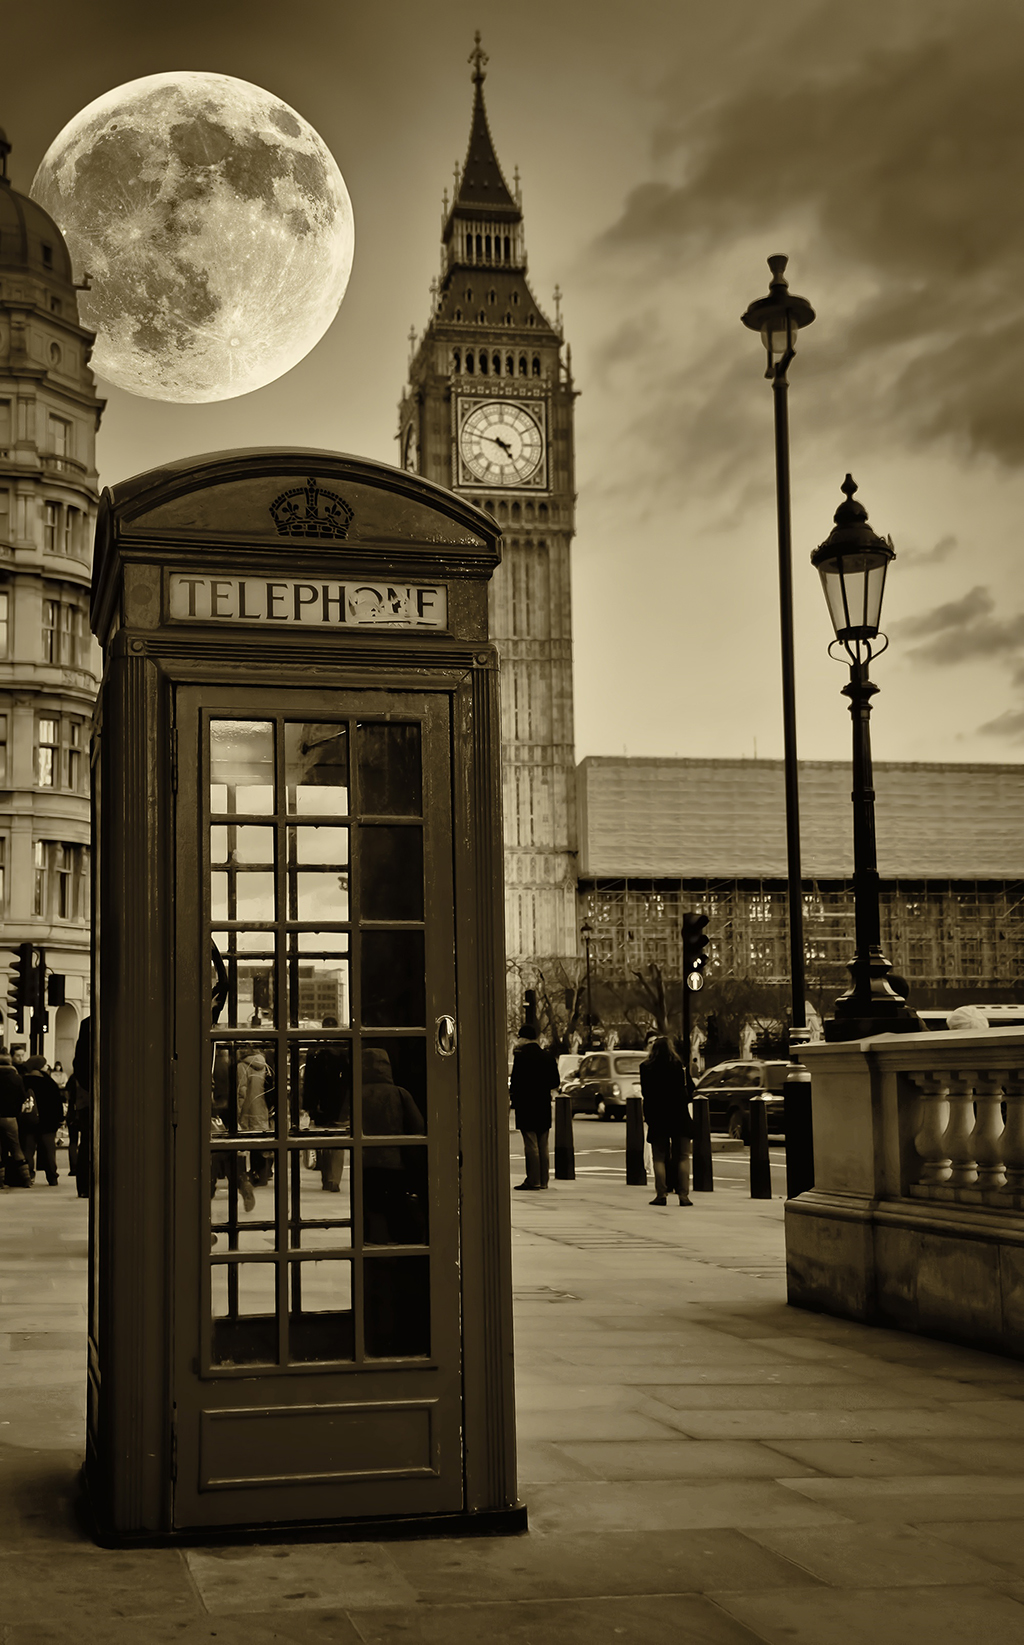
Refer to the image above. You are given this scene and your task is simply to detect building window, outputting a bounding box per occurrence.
[465,350,474,373]
[452,348,461,373]
[32,841,89,922]
[0,714,7,784]
[66,720,83,791]
[50,297,62,315]
[63,506,77,555]
[519,355,527,376]
[48,416,71,458]
[37,718,59,786]
[44,501,60,552]
[512,292,519,306]
[488,289,496,305]
[42,243,53,268]
[43,592,86,667]
[532,355,541,376]
[0,490,8,541]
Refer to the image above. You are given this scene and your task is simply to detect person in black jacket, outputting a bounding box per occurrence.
[639,1036,693,1207]
[509,1024,560,1190]
[0,1053,30,1188]
[21,1056,64,1186]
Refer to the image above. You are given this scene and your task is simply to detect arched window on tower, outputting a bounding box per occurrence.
[466,351,474,374]
[512,291,519,305]
[518,355,527,376]
[527,314,536,327]
[497,500,509,521]
[492,352,500,375]
[506,354,514,375]
[504,235,511,261]
[532,355,541,377]
[478,311,486,323]
[504,314,512,327]
[511,502,521,523]
[539,502,549,523]
[525,502,535,522]
[476,235,482,258]
[466,288,473,303]
[488,289,496,305]
[455,308,463,322]
[480,352,489,375]
[453,349,461,373]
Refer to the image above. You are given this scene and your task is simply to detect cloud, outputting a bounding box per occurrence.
[979,708,1024,744]
[890,582,1024,737]
[591,0,1024,471]
[897,533,957,569]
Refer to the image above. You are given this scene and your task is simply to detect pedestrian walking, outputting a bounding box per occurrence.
[301,1017,351,1194]
[0,1052,30,1188]
[509,1024,559,1190]
[640,1035,694,1206]
[237,1044,274,1186]
[21,1057,65,1186]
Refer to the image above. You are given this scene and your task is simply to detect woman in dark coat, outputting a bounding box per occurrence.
[21,1057,65,1185]
[639,1036,693,1206]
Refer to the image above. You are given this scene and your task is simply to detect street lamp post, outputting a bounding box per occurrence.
[812,475,920,1041]
[741,255,816,1053]
[580,918,594,1049]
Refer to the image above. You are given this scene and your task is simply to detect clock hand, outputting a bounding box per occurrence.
[484,435,514,455]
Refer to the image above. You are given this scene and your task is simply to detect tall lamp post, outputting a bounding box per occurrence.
[580,918,594,1049]
[812,476,920,1041]
[741,256,816,1053]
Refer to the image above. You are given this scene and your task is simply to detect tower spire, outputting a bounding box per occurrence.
[452,35,518,214]
[469,29,488,85]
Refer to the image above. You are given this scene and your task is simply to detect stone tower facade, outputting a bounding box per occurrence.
[398,39,578,987]
[0,130,103,1068]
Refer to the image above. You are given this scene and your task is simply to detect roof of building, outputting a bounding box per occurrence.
[449,36,520,221]
[0,140,74,284]
[577,756,1024,881]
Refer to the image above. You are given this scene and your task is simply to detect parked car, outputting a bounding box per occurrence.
[570,1050,647,1119]
[692,1059,793,1142]
[557,1053,582,1087]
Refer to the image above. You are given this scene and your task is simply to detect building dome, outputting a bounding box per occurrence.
[0,136,75,285]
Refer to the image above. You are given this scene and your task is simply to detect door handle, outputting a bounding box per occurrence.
[435,1014,457,1057]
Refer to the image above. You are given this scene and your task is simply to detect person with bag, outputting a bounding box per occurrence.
[21,1057,65,1186]
[236,1045,274,1187]
[509,1024,560,1190]
[640,1035,693,1207]
[0,1053,30,1188]
[16,1069,41,1183]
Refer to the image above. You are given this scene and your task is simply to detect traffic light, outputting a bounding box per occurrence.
[524,988,538,1031]
[9,943,35,1033]
[682,912,710,992]
[46,972,66,1007]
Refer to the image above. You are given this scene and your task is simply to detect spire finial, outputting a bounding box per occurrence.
[841,474,857,501]
[469,30,488,85]
[553,284,563,331]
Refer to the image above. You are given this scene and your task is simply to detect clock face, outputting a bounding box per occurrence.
[459,401,544,486]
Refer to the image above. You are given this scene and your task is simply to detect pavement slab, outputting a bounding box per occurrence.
[4,1132,1024,1645]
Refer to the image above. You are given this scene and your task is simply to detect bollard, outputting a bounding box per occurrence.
[554,1090,576,1180]
[784,1064,814,1198]
[749,1096,772,1199]
[625,1093,648,1185]
[691,1094,714,1192]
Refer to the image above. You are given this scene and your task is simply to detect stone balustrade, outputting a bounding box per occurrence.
[786,1026,1024,1360]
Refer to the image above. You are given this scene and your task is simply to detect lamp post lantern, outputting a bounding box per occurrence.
[580,918,595,1049]
[812,475,920,1041]
[741,255,816,1052]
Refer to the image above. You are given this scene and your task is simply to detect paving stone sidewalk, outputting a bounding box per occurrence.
[3,1147,1024,1644]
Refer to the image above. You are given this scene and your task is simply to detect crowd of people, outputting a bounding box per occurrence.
[0,1024,90,1196]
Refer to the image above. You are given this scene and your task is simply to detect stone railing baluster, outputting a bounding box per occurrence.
[1002,1071,1024,1193]
[909,1071,951,1186]
[972,1071,1007,1190]
[942,1071,979,1187]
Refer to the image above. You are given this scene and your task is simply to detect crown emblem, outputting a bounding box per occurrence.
[269,478,354,540]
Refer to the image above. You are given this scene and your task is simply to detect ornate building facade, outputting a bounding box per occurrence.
[398,40,578,977]
[0,131,103,1067]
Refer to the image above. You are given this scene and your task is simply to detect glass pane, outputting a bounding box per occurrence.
[289,1147,352,1246]
[235,1044,278,1137]
[294,1036,352,1133]
[211,824,275,865]
[211,1262,278,1365]
[211,870,276,923]
[361,827,423,921]
[363,1038,427,1130]
[363,1147,429,1245]
[364,1256,430,1358]
[289,826,348,865]
[362,931,425,1026]
[288,938,350,1029]
[210,720,274,814]
[210,1150,277,1254]
[212,936,275,1029]
[293,871,349,922]
[361,1042,427,1136]
[286,723,349,815]
[357,723,421,816]
[289,1260,354,1363]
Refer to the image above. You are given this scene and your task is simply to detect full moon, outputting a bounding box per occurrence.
[30,71,354,402]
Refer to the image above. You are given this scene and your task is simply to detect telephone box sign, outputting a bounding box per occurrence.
[168,573,448,629]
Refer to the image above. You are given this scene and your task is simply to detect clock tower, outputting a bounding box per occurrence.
[399,36,579,990]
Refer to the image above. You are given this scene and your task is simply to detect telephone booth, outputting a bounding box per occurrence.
[86,449,520,1543]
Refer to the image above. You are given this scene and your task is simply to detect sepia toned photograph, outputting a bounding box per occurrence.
[1,0,1023,1638]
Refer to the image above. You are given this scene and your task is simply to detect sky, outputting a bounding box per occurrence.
[6,0,1024,767]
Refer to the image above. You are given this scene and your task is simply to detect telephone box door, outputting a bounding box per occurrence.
[172,684,463,1529]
